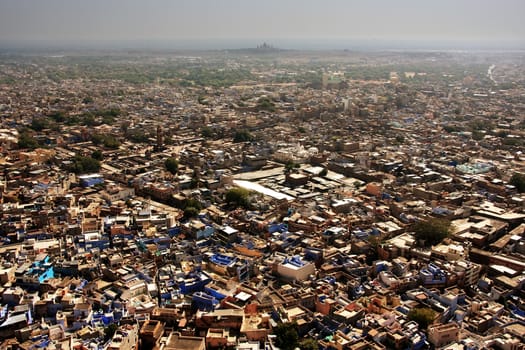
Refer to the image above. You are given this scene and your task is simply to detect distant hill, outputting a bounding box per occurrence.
[225,42,285,54]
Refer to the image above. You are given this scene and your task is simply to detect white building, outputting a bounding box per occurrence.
[276,255,315,281]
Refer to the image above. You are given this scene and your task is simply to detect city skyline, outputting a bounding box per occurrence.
[0,0,524,50]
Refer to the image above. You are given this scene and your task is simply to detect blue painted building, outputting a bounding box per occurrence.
[192,291,219,311]
[420,263,447,286]
[179,271,212,295]
[22,255,54,285]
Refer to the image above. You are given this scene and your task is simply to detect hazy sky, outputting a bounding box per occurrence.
[0,0,524,47]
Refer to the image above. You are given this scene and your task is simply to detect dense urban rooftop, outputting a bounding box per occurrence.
[0,48,524,350]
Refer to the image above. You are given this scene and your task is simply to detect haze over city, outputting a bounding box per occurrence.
[0,0,524,50]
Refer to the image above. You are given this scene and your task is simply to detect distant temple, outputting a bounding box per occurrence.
[256,42,276,50]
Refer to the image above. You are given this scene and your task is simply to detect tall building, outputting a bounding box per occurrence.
[156,125,163,151]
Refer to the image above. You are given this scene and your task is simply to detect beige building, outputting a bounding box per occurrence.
[107,324,138,350]
[161,332,205,350]
[276,257,316,281]
[428,323,459,348]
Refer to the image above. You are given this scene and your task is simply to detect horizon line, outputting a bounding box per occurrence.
[1,37,524,52]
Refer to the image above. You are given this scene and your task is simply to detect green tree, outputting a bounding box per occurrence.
[184,198,203,211]
[30,117,49,131]
[48,111,66,122]
[104,323,118,341]
[100,108,120,117]
[408,307,436,330]
[190,176,199,189]
[91,134,103,146]
[126,129,149,143]
[102,115,116,125]
[82,113,96,126]
[18,132,39,149]
[472,130,484,141]
[284,161,300,173]
[233,129,253,143]
[299,338,319,350]
[183,207,200,219]
[257,97,276,112]
[443,125,461,133]
[91,134,120,149]
[502,137,523,146]
[273,322,299,350]
[82,96,94,104]
[225,187,250,208]
[65,115,80,126]
[91,150,103,161]
[201,126,213,138]
[165,157,179,174]
[69,155,100,174]
[103,136,120,149]
[413,217,451,246]
[395,135,405,144]
[509,173,525,193]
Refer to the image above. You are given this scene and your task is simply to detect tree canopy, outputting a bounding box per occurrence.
[91,133,121,149]
[30,117,51,131]
[126,129,149,143]
[233,129,253,143]
[180,198,202,219]
[284,161,300,173]
[91,150,103,161]
[299,338,319,350]
[273,322,299,350]
[201,126,214,138]
[183,207,200,219]
[256,96,276,112]
[412,217,451,246]
[104,323,118,341]
[165,157,179,175]
[408,307,436,330]
[225,187,251,208]
[18,132,39,150]
[509,173,525,193]
[68,155,100,174]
